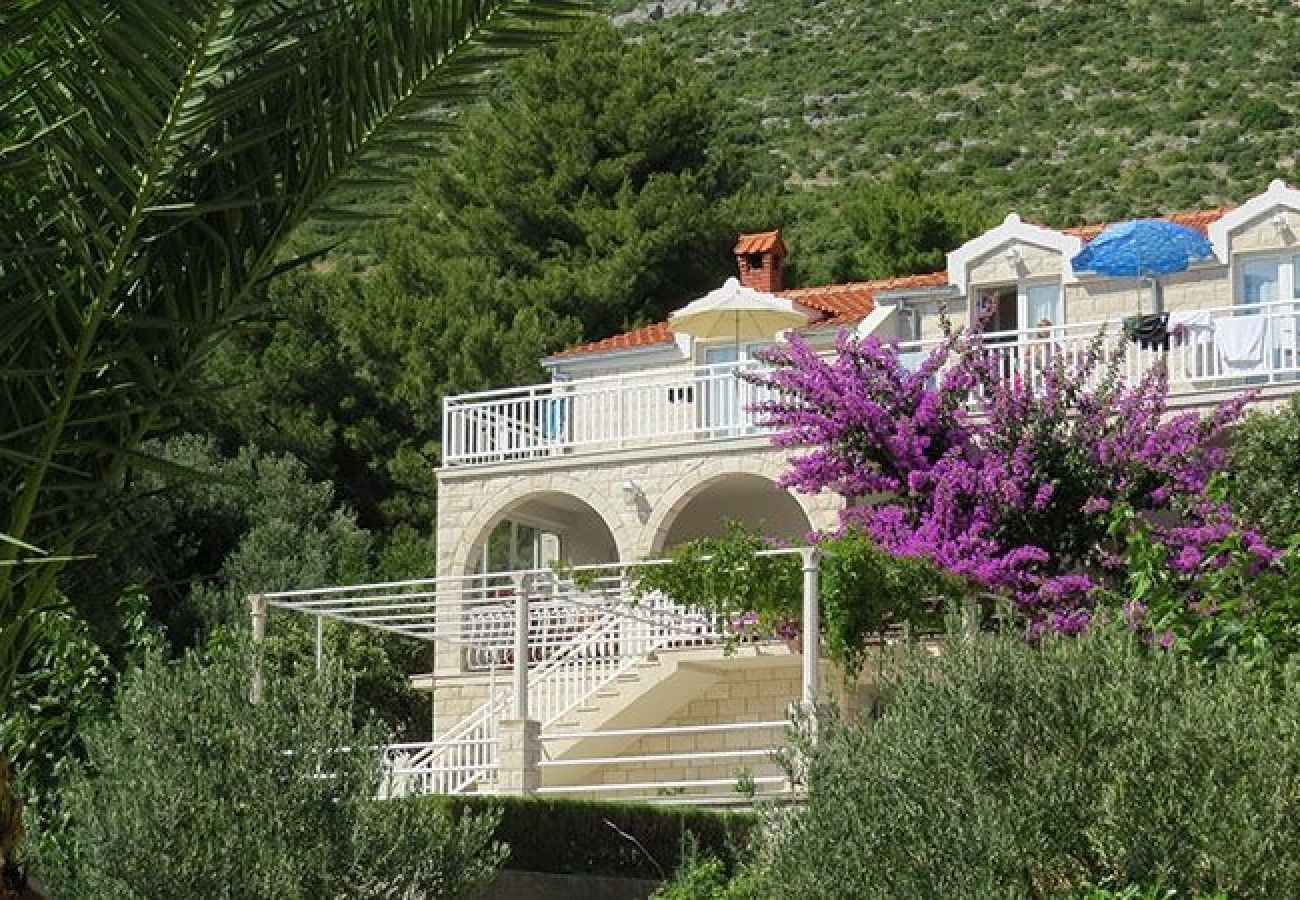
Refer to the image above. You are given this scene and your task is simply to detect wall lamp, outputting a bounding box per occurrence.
[621,480,645,505]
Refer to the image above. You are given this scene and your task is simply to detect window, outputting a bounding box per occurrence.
[974,281,1062,334]
[1236,254,1300,307]
[1026,282,1062,329]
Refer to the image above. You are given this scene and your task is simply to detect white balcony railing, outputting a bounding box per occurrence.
[442,299,1300,468]
[442,361,778,466]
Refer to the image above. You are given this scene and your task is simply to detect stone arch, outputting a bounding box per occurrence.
[447,476,628,578]
[645,463,819,555]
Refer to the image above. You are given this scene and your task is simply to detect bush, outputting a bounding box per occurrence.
[1226,395,1300,546]
[32,640,504,899]
[740,626,1300,898]
[426,795,755,881]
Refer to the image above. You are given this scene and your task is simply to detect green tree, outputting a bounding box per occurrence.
[739,625,1300,898]
[205,19,771,528]
[74,434,433,735]
[838,166,989,280]
[32,641,504,899]
[1,0,580,876]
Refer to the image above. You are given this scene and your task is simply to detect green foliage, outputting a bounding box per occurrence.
[652,838,762,900]
[0,0,583,713]
[1108,503,1300,669]
[610,0,1300,239]
[634,524,968,672]
[204,19,766,531]
[32,641,504,899]
[69,433,431,735]
[425,795,755,881]
[0,595,154,819]
[633,524,802,649]
[736,626,1300,898]
[818,528,968,673]
[835,166,991,281]
[1073,883,1226,900]
[1225,395,1300,547]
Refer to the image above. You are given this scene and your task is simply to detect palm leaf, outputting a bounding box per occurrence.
[0,0,586,737]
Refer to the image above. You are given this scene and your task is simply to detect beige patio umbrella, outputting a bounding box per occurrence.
[669,277,812,350]
[670,278,814,429]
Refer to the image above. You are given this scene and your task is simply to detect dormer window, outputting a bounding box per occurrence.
[746,252,763,270]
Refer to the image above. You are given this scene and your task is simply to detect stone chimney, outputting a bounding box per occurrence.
[734,230,786,293]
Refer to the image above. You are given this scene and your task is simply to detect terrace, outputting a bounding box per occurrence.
[442,297,1300,468]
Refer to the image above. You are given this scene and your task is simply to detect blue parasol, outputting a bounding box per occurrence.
[1071,219,1214,314]
[1071,218,1214,278]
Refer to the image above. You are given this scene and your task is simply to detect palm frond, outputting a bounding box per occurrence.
[0,0,586,701]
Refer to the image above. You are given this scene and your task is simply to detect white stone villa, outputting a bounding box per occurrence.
[260,180,1300,805]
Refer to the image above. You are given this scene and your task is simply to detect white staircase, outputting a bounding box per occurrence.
[384,574,726,796]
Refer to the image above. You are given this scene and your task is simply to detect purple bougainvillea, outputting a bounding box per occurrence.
[747,326,1269,630]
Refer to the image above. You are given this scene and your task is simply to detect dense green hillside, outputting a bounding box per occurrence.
[610,0,1300,226]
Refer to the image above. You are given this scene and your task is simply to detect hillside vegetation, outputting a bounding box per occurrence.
[611,0,1300,226]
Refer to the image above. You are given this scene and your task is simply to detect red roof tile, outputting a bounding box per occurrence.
[551,207,1234,360]
[1064,207,1232,242]
[549,272,950,359]
[734,231,785,255]
[784,271,950,327]
[548,322,675,359]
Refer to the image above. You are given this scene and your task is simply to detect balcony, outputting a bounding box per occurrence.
[442,361,778,467]
[441,299,1300,469]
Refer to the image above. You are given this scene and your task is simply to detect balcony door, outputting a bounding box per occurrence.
[702,344,741,431]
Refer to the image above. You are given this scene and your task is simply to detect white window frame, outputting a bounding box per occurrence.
[695,340,769,368]
[971,277,1065,337]
[1234,252,1300,308]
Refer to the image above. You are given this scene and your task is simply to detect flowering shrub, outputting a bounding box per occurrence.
[748,326,1265,630]
[1109,499,1300,668]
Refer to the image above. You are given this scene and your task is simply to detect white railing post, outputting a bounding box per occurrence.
[249,593,267,704]
[800,548,821,710]
[512,574,531,720]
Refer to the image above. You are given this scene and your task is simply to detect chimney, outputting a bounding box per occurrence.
[734,230,786,293]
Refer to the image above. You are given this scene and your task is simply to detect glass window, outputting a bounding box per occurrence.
[1240,257,1279,306]
[1025,283,1062,328]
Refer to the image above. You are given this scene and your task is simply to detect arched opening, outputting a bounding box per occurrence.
[465,491,618,577]
[656,474,813,552]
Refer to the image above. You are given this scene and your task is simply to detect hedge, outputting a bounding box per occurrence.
[423,796,756,881]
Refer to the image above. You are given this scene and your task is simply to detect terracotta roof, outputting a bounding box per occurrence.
[784,271,950,328]
[549,271,950,359]
[548,322,675,359]
[551,206,1235,361]
[1064,207,1233,242]
[734,231,785,255]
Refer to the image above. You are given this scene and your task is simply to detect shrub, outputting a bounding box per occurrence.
[1226,394,1300,546]
[31,640,504,899]
[426,795,755,881]
[739,626,1300,898]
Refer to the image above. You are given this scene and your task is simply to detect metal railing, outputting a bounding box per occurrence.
[442,361,778,466]
[899,298,1300,398]
[387,569,733,795]
[441,299,1300,468]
